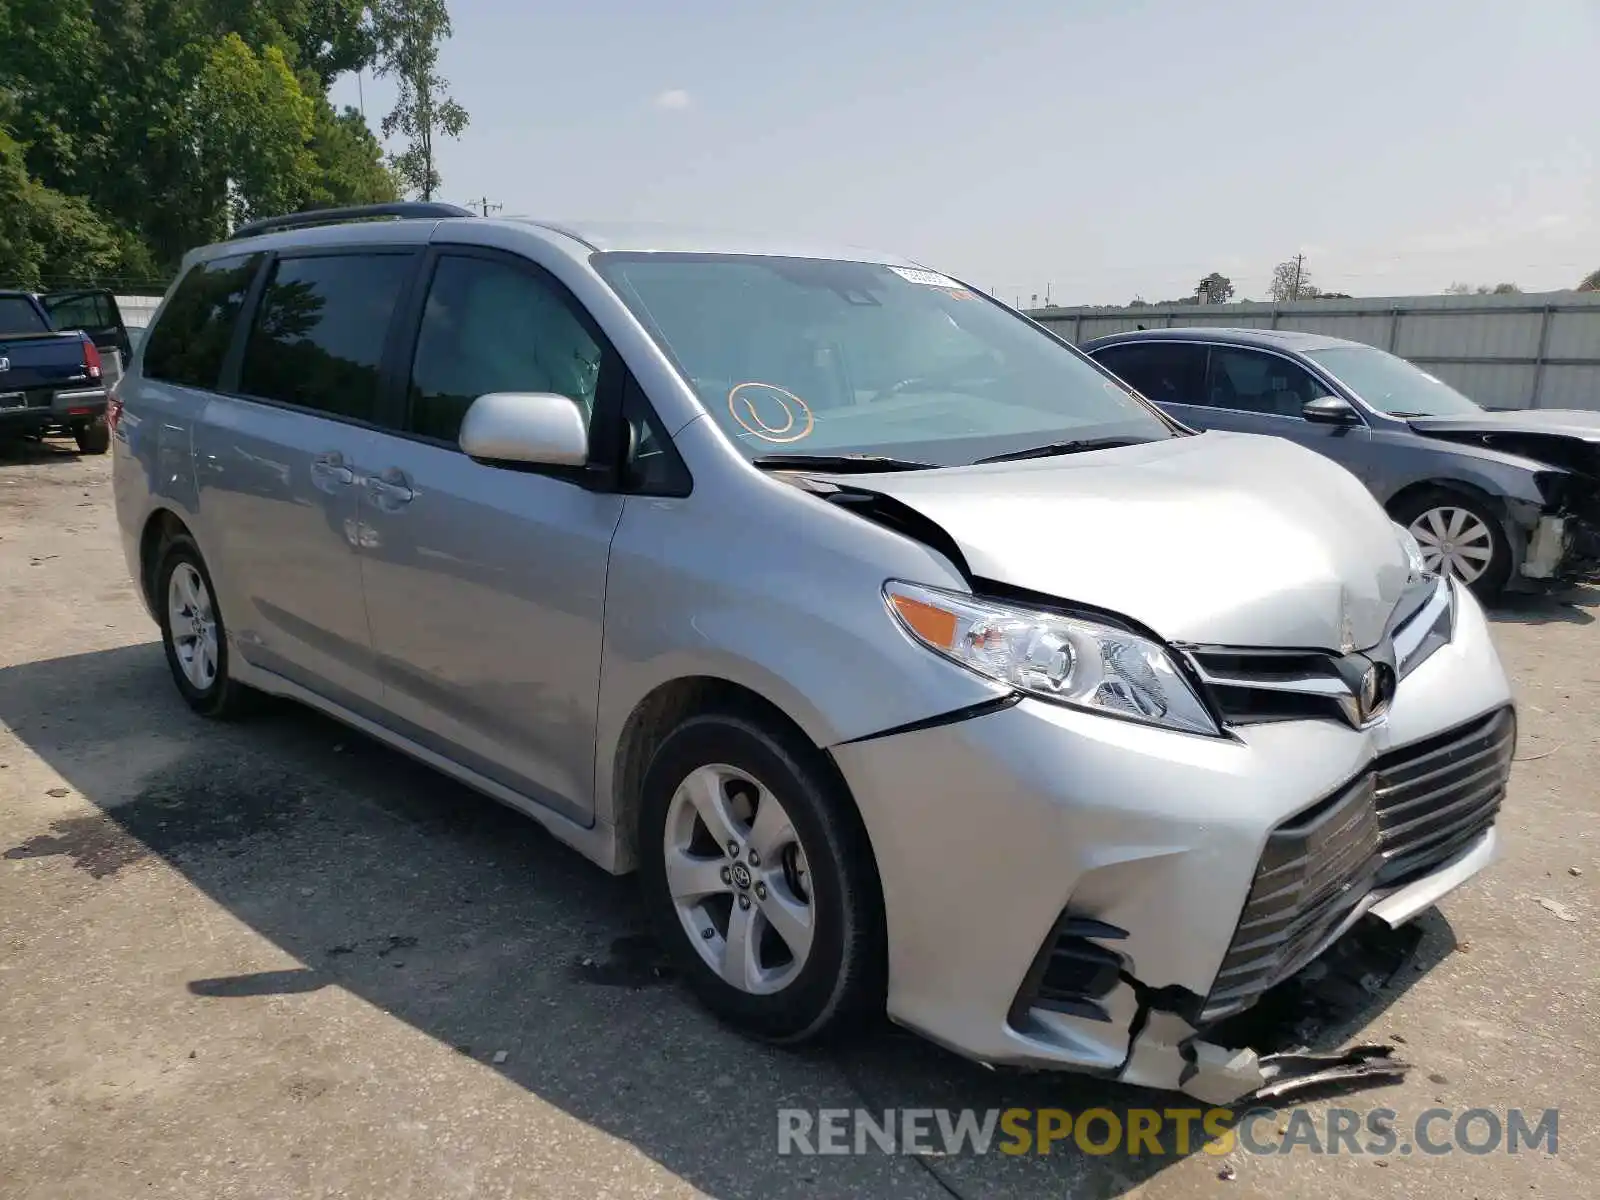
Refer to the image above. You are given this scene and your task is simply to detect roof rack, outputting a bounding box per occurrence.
[227,202,475,242]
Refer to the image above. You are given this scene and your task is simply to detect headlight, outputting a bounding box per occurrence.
[884,581,1219,735]
[1394,521,1432,582]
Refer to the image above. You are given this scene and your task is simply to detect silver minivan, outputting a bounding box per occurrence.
[113,204,1515,1102]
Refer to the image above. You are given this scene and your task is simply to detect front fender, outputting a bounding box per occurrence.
[593,437,1008,833]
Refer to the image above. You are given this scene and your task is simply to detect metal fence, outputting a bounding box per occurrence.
[1027,290,1600,411]
[115,295,163,329]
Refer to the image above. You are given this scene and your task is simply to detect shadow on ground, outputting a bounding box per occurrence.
[0,643,1448,1199]
[1489,583,1600,627]
[0,435,85,466]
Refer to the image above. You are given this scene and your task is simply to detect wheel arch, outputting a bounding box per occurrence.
[138,507,195,614]
[1384,477,1507,523]
[607,675,879,886]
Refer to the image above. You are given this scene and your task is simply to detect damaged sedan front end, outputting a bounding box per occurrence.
[1404,410,1600,584]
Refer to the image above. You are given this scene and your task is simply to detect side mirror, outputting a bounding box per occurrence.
[459,392,589,467]
[1302,395,1359,424]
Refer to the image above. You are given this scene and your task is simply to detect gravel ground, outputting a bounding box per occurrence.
[1,441,1594,1199]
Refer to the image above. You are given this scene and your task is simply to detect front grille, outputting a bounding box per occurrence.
[1374,707,1515,880]
[1188,577,1454,728]
[1201,707,1515,1023]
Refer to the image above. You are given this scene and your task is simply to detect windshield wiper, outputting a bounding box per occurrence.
[751,453,938,473]
[973,436,1152,465]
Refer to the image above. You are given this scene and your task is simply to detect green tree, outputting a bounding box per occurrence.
[0,0,400,275]
[308,102,401,206]
[0,126,135,288]
[1580,269,1600,292]
[1196,272,1235,304]
[373,0,468,199]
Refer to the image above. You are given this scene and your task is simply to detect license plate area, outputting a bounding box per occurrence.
[0,392,26,410]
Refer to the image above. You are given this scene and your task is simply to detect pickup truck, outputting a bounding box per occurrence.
[0,289,131,454]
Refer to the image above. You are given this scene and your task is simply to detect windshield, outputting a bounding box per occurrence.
[593,253,1173,466]
[1305,345,1483,418]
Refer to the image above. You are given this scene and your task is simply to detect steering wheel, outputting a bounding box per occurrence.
[872,352,1002,401]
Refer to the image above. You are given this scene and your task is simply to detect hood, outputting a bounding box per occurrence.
[1408,408,1600,442]
[1407,408,1600,477]
[832,432,1412,650]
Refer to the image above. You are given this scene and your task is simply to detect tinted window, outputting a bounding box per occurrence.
[1092,342,1207,405]
[406,255,603,444]
[144,255,262,389]
[239,253,411,421]
[0,296,49,335]
[42,292,116,333]
[1205,347,1331,417]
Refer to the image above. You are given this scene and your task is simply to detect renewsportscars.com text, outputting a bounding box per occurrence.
[776,1106,1559,1158]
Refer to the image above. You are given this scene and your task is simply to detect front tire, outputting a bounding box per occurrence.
[155,535,253,718]
[1391,489,1511,599]
[638,710,885,1044]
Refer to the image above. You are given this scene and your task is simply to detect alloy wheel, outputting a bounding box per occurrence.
[663,763,815,996]
[167,562,219,691]
[1409,506,1495,585]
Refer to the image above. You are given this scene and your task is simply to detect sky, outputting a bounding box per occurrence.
[330,0,1599,307]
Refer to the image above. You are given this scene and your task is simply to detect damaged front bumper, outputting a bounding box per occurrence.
[831,584,1514,1104]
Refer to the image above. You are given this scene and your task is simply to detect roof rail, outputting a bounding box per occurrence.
[227,202,475,242]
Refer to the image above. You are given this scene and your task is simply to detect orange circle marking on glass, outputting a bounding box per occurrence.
[728,382,815,444]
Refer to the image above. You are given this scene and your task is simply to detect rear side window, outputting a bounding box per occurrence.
[239,253,412,422]
[42,292,116,333]
[0,295,50,335]
[144,255,262,388]
[1093,342,1207,406]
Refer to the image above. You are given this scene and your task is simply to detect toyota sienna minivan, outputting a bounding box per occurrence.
[113,203,1515,1102]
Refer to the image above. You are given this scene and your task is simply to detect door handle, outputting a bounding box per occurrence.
[366,469,414,506]
[311,451,355,487]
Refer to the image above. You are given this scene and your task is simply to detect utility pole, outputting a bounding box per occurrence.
[1290,253,1305,302]
[468,196,503,218]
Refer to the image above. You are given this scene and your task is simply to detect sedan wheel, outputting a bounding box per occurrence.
[1408,505,1496,585]
[664,763,816,996]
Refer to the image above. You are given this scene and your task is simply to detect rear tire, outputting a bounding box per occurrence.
[638,710,885,1044]
[73,416,110,454]
[155,534,254,719]
[1390,488,1511,600]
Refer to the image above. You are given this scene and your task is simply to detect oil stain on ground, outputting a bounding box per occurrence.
[4,758,317,878]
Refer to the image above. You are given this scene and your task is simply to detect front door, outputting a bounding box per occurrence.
[356,249,625,822]
[193,249,416,715]
[1197,346,1374,482]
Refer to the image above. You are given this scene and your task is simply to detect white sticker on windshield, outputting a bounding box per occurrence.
[889,266,966,290]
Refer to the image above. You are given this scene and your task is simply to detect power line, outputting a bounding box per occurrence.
[467,196,503,218]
